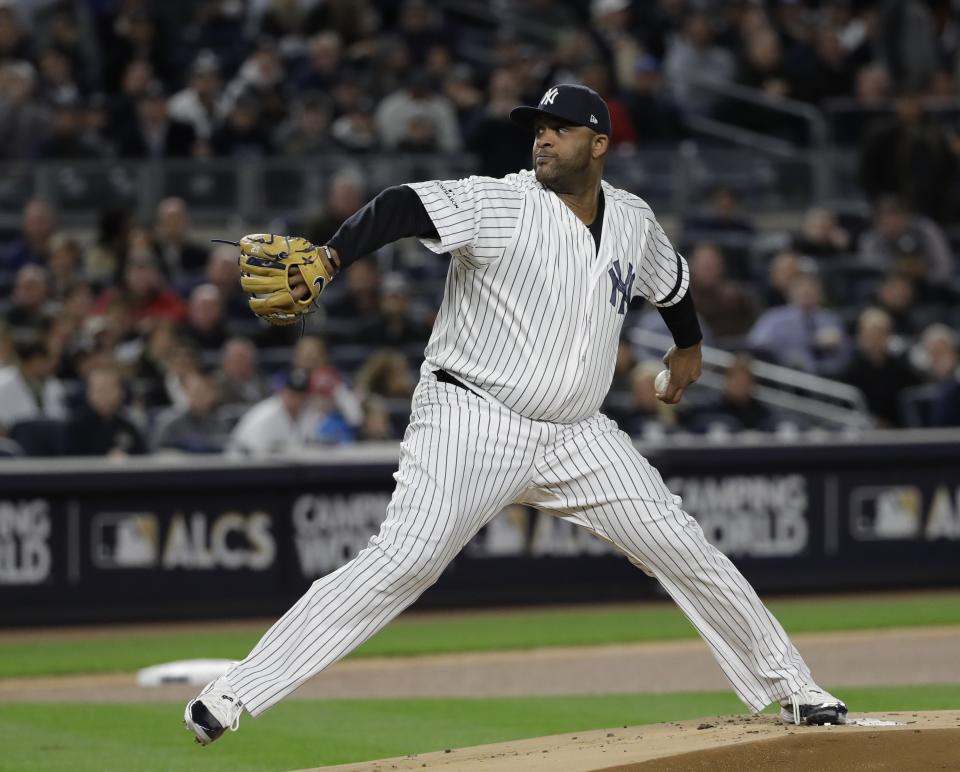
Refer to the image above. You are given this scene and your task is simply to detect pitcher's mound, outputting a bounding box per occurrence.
[312,711,960,771]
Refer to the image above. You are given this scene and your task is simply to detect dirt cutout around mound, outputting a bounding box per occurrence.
[313,712,960,772]
[602,728,960,772]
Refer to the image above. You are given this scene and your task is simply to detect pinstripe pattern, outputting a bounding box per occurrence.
[228,376,810,717]
[222,171,813,719]
[407,171,687,423]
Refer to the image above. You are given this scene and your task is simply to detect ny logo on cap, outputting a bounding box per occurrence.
[540,87,559,106]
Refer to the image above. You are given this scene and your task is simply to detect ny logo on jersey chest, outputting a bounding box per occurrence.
[608,262,635,314]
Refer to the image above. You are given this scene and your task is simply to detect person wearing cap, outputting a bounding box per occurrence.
[117,80,197,159]
[168,50,226,141]
[186,83,845,747]
[226,367,322,457]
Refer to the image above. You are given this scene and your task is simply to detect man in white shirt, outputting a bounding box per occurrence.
[0,339,66,431]
[227,368,320,457]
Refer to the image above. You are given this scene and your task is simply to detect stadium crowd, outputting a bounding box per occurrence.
[1,0,960,456]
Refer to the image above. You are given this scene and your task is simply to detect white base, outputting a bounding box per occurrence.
[137,658,235,687]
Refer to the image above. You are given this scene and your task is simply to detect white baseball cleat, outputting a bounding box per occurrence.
[780,682,848,726]
[184,675,244,745]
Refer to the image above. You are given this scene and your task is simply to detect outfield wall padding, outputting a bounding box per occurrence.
[1,437,958,625]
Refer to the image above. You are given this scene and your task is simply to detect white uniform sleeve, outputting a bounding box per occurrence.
[405,176,523,269]
[632,213,689,308]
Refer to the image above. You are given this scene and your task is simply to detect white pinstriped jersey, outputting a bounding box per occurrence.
[407,169,690,423]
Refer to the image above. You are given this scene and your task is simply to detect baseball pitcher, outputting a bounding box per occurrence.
[185,84,846,745]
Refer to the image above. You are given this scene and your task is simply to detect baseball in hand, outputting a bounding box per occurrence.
[655,369,671,396]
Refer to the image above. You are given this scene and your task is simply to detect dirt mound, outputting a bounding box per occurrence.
[313,712,960,772]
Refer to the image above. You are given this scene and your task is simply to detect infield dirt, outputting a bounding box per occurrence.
[313,712,960,771]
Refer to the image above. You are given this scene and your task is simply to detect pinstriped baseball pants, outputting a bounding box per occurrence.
[227,371,812,716]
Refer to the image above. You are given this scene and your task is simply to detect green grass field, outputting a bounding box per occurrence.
[1,686,956,772]
[3,593,959,679]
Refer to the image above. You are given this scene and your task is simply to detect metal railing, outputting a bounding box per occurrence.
[628,328,873,430]
[681,76,834,202]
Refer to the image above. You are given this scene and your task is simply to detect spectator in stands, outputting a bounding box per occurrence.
[181,284,227,352]
[310,364,362,444]
[85,207,131,284]
[859,96,958,223]
[857,197,954,286]
[330,96,378,153]
[357,394,395,441]
[37,94,102,159]
[0,338,66,431]
[688,243,757,339]
[107,58,153,141]
[117,80,197,159]
[291,334,362,426]
[792,207,851,258]
[324,256,380,321]
[579,60,639,147]
[357,272,431,346]
[663,11,736,115]
[228,367,321,456]
[36,47,80,105]
[877,0,938,94]
[211,94,273,157]
[686,354,772,433]
[65,363,146,456]
[132,319,179,409]
[92,235,188,329]
[154,369,230,453]
[153,197,208,282]
[2,198,54,272]
[589,0,643,93]
[465,68,530,179]
[737,24,790,99]
[355,349,415,400]
[168,50,224,141]
[305,168,365,246]
[295,32,343,93]
[46,235,84,301]
[764,249,813,307]
[839,308,921,428]
[374,70,462,152]
[221,35,286,126]
[872,273,918,335]
[624,53,683,145]
[4,264,51,337]
[0,61,49,160]
[441,61,484,134]
[276,90,332,157]
[915,324,959,384]
[788,26,855,106]
[205,244,250,324]
[748,271,848,375]
[216,337,268,406]
[0,324,11,368]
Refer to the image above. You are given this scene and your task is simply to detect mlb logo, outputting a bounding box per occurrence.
[91,513,159,568]
[850,486,922,540]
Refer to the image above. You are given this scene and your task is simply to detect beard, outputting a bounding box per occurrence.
[533,147,591,192]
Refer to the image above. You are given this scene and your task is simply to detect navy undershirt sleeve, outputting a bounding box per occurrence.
[657,292,703,348]
[327,185,439,269]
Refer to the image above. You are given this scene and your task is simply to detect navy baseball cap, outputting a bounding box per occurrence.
[510,84,611,137]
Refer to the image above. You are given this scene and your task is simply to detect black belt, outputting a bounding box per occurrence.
[433,369,470,392]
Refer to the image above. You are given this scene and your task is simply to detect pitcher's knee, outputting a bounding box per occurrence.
[367,531,450,590]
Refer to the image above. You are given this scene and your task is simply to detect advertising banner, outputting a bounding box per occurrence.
[1,439,958,625]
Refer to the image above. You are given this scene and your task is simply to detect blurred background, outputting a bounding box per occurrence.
[1,0,959,622]
[0,0,958,454]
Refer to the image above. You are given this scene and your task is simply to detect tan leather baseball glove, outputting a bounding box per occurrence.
[237,234,338,325]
